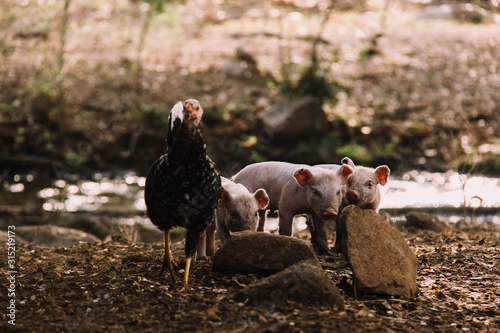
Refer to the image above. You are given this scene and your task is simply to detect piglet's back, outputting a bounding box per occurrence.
[232,162,307,209]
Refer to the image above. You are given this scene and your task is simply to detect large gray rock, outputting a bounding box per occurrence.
[224,46,260,80]
[337,206,419,298]
[51,212,116,240]
[0,230,28,244]
[54,213,165,243]
[15,225,101,247]
[405,211,447,232]
[128,222,165,243]
[213,232,319,275]
[235,261,344,309]
[258,96,328,138]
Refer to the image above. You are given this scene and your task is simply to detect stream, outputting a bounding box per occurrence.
[2,170,499,236]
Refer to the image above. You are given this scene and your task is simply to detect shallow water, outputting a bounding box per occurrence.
[2,170,499,230]
[380,171,500,225]
[381,171,500,210]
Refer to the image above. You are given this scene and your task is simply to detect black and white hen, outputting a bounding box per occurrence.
[145,99,221,289]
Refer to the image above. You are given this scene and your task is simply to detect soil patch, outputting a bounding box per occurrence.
[3,226,499,332]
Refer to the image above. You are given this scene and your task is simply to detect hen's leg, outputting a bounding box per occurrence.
[183,225,205,290]
[160,231,177,283]
[182,257,192,290]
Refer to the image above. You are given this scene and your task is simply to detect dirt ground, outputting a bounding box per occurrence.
[2,225,499,332]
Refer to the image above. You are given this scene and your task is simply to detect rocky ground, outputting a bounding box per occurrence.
[1,224,499,332]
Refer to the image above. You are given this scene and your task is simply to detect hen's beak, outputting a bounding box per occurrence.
[185,101,198,120]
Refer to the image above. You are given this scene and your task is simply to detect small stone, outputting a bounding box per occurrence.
[405,211,447,232]
[213,232,319,275]
[234,261,344,309]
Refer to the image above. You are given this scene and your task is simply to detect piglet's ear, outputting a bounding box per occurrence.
[294,168,313,187]
[254,189,270,209]
[219,188,232,207]
[338,165,354,185]
[375,166,391,186]
[341,157,356,169]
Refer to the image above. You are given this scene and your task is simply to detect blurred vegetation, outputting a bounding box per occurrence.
[277,2,350,106]
[279,61,351,105]
[1,0,500,177]
[133,104,170,130]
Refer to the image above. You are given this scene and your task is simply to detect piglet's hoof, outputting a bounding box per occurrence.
[333,241,342,254]
[311,239,333,256]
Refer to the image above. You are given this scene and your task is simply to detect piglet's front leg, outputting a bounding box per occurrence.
[306,215,331,255]
[257,209,267,232]
[278,211,294,237]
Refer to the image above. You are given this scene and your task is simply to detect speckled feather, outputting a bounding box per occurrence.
[145,102,221,258]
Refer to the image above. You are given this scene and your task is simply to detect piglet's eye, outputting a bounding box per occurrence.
[312,189,321,196]
[366,181,373,189]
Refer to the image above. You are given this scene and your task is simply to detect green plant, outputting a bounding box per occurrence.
[65,151,89,167]
[279,56,350,104]
[374,97,385,109]
[359,47,374,60]
[492,154,500,172]
[338,144,372,165]
[320,134,339,152]
[133,104,170,130]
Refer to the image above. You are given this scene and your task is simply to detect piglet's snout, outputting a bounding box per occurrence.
[346,190,360,204]
[322,207,337,220]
